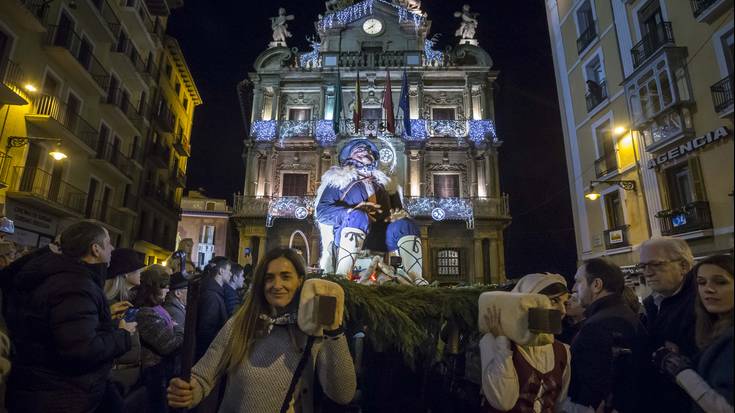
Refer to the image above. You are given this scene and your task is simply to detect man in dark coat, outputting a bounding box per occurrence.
[5,221,136,413]
[567,258,647,412]
[638,237,697,413]
[195,257,230,360]
[164,272,188,327]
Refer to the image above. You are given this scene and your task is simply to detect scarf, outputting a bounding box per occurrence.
[259,312,298,335]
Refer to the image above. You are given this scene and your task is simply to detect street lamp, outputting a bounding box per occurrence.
[585,179,636,201]
[6,136,68,160]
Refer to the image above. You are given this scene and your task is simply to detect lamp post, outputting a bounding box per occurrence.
[585,179,636,201]
[6,136,68,160]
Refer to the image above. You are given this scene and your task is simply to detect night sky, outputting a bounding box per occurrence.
[167,0,579,278]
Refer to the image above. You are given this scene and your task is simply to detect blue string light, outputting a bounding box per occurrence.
[315,120,337,146]
[403,119,428,141]
[424,39,443,65]
[318,0,424,31]
[468,120,497,144]
[252,120,277,142]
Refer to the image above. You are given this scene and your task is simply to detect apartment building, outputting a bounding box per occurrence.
[176,190,230,269]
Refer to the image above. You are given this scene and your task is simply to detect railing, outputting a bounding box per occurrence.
[577,22,597,54]
[30,94,99,150]
[20,0,49,23]
[8,166,87,214]
[122,192,139,210]
[120,0,164,42]
[104,88,145,132]
[172,168,186,187]
[250,118,497,144]
[691,0,718,17]
[0,152,11,187]
[1,58,26,91]
[631,22,674,69]
[173,133,190,156]
[87,199,127,229]
[404,197,474,227]
[472,195,511,219]
[143,182,179,211]
[148,140,171,167]
[338,51,406,68]
[711,74,733,114]
[112,38,147,75]
[88,0,121,35]
[657,201,712,236]
[604,225,630,249]
[154,105,175,132]
[585,80,608,112]
[594,152,618,178]
[232,195,271,217]
[45,25,110,91]
[95,141,135,178]
[130,143,144,164]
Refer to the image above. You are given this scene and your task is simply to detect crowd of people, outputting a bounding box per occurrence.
[0,218,730,413]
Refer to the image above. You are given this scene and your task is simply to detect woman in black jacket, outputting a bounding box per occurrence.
[655,254,733,413]
[132,265,183,412]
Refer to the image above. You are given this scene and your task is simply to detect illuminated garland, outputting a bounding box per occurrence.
[315,120,338,146]
[252,120,277,141]
[467,120,497,144]
[318,0,424,31]
[267,196,315,227]
[424,39,443,66]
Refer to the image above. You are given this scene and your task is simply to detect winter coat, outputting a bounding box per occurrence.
[196,276,228,360]
[163,294,186,327]
[641,271,697,413]
[568,294,647,412]
[223,283,241,317]
[5,252,131,413]
[137,305,183,368]
[689,329,734,413]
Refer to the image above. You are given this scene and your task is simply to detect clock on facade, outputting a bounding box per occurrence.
[362,18,383,35]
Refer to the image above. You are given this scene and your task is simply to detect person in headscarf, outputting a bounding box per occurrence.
[479,273,571,412]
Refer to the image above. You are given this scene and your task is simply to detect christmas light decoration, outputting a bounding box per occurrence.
[318,0,424,32]
[315,120,337,146]
[252,120,277,141]
[424,39,443,66]
[404,197,474,228]
[468,119,497,144]
[267,196,315,227]
[299,38,322,68]
[403,119,428,141]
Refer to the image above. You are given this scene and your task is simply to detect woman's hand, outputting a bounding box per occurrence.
[484,306,504,338]
[110,301,132,319]
[167,377,195,408]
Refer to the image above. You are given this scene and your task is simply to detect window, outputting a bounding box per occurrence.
[205,202,215,211]
[436,249,461,276]
[585,55,607,111]
[174,80,181,95]
[183,97,189,111]
[165,62,172,78]
[200,225,215,245]
[433,174,460,198]
[198,252,206,268]
[665,163,695,209]
[282,173,308,196]
[432,108,455,120]
[576,1,595,35]
[603,190,625,229]
[288,108,311,120]
[362,107,382,120]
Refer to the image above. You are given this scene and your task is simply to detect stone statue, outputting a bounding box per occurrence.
[454,4,479,45]
[270,7,295,47]
[397,0,421,12]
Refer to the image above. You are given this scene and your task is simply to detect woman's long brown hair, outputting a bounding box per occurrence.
[693,254,734,349]
[219,247,306,372]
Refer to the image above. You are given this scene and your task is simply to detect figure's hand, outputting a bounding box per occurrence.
[484,306,504,338]
[386,208,409,222]
[653,346,692,378]
[350,201,382,218]
[167,378,195,408]
[110,301,133,319]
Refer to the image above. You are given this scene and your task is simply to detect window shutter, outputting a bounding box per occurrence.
[688,157,707,201]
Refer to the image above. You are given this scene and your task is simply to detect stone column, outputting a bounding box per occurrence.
[264,150,276,197]
[420,225,430,281]
[251,84,264,123]
[468,150,477,198]
[271,86,281,121]
[255,151,267,197]
[258,235,267,263]
[473,238,483,284]
[476,155,487,198]
[489,236,500,284]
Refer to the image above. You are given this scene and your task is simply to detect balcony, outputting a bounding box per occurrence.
[0,0,47,31]
[577,22,598,55]
[82,0,121,41]
[148,140,171,168]
[404,197,475,228]
[472,195,511,220]
[6,166,87,216]
[121,192,139,214]
[44,25,110,93]
[250,118,498,146]
[118,0,164,49]
[153,105,175,133]
[604,225,630,250]
[137,225,175,252]
[25,94,99,153]
[594,153,618,178]
[173,132,190,156]
[631,22,675,69]
[0,152,12,189]
[87,200,127,231]
[130,143,145,167]
[144,0,175,16]
[0,58,28,105]
[585,80,608,112]
[232,195,314,227]
[232,195,271,217]
[143,183,180,213]
[92,141,135,181]
[711,75,733,116]
[657,201,713,236]
[691,0,733,23]
[110,39,149,89]
[171,168,186,188]
[101,88,146,135]
[337,51,408,68]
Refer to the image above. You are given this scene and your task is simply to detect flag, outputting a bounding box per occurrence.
[332,71,342,134]
[399,69,411,136]
[383,70,395,134]
[353,71,362,129]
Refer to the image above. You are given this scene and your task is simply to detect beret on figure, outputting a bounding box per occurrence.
[108,248,146,278]
[478,291,556,347]
[141,265,171,289]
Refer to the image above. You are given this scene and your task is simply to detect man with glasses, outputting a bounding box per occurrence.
[638,237,697,413]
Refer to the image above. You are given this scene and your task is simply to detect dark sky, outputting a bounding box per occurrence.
[167,0,578,278]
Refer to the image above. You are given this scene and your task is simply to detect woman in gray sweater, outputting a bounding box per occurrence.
[167,248,356,412]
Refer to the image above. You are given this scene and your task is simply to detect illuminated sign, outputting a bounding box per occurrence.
[647,126,730,168]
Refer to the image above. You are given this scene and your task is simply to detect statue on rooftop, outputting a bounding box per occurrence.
[454,4,479,45]
[270,7,295,47]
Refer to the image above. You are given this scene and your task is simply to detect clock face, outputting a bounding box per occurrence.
[362,18,383,35]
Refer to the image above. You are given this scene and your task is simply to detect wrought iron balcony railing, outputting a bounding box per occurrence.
[104,88,145,132]
[691,0,718,17]
[0,152,11,188]
[657,201,713,236]
[153,105,175,132]
[95,141,135,179]
[173,133,190,156]
[711,74,733,114]
[112,38,148,75]
[585,80,608,112]
[87,199,127,229]
[30,94,99,150]
[631,22,675,69]
[20,0,49,23]
[147,140,171,167]
[8,166,87,214]
[45,25,110,91]
[604,225,630,250]
[577,22,597,54]
[594,152,618,178]
[250,118,497,145]
[88,0,121,35]
[1,58,26,92]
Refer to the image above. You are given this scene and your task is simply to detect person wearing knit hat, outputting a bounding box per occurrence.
[104,248,146,303]
[480,273,572,412]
